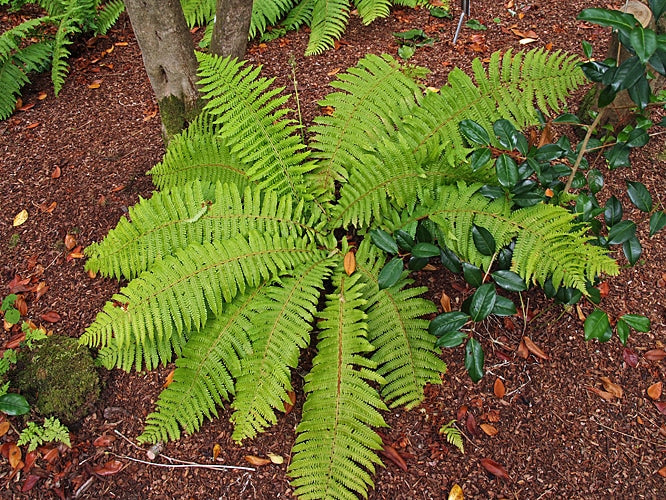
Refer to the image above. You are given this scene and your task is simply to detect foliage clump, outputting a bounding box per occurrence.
[11,335,100,425]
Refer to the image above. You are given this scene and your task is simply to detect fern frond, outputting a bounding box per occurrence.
[439,420,464,453]
[82,232,324,371]
[250,0,296,39]
[148,112,251,190]
[51,4,82,95]
[355,240,446,409]
[305,0,350,56]
[400,49,584,162]
[94,0,125,35]
[283,0,315,29]
[355,0,391,24]
[180,0,216,27]
[85,181,331,280]
[196,53,316,201]
[139,286,262,444]
[230,258,335,442]
[288,270,387,500]
[308,53,423,202]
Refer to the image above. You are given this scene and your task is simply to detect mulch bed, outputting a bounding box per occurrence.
[1,1,665,498]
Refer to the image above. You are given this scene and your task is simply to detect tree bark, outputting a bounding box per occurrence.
[124,0,202,143]
[210,0,254,58]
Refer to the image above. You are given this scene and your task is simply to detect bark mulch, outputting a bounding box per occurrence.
[1,2,665,499]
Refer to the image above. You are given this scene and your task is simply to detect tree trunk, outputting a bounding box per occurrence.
[210,0,254,58]
[124,0,202,143]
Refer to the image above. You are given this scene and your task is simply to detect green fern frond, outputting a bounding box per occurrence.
[439,420,464,453]
[180,0,216,27]
[250,0,296,39]
[288,270,387,500]
[85,181,331,280]
[82,232,324,371]
[230,258,335,442]
[139,286,262,444]
[355,0,391,24]
[400,49,584,161]
[305,0,350,56]
[308,53,424,202]
[196,53,316,201]
[94,0,125,35]
[51,4,83,95]
[355,240,446,409]
[283,0,315,29]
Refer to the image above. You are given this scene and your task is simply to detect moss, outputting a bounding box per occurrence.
[10,335,100,426]
[158,94,203,144]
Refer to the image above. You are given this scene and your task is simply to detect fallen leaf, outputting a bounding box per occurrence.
[523,336,549,360]
[15,295,27,316]
[597,281,610,298]
[162,369,175,388]
[40,311,61,323]
[480,423,498,436]
[34,282,49,301]
[284,390,296,414]
[456,405,468,421]
[511,28,538,38]
[440,292,451,312]
[321,105,334,116]
[647,382,662,400]
[5,331,26,349]
[93,459,124,476]
[659,466,666,478]
[64,234,77,250]
[586,385,615,402]
[114,41,128,47]
[480,457,511,481]
[327,67,340,76]
[545,42,554,50]
[493,378,505,398]
[88,79,103,89]
[516,338,529,358]
[485,409,501,423]
[466,412,479,437]
[212,443,222,460]
[600,376,623,398]
[8,443,22,469]
[39,201,57,213]
[23,450,37,473]
[25,122,40,129]
[448,483,464,500]
[13,209,28,227]
[267,452,284,465]
[576,304,586,321]
[21,474,40,493]
[244,455,271,466]
[17,102,35,112]
[343,251,356,275]
[93,434,116,447]
[645,349,666,361]
[51,166,61,179]
[654,401,666,415]
[623,347,639,367]
[0,421,9,437]
[43,447,59,463]
[88,269,97,279]
[379,443,407,471]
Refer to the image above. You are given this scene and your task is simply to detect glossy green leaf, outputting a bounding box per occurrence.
[378,257,403,290]
[628,75,651,109]
[612,56,645,91]
[462,263,483,288]
[625,127,649,148]
[459,119,491,146]
[604,196,623,226]
[615,319,630,346]
[397,44,415,60]
[582,40,593,59]
[622,236,642,265]
[629,25,657,63]
[587,169,604,194]
[496,154,518,188]
[491,270,527,291]
[608,220,636,245]
[465,337,484,383]
[620,314,650,332]
[649,0,665,21]
[435,330,468,348]
[370,229,399,254]
[440,246,461,273]
[492,296,517,316]
[469,284,497,322]
[472,224,496,256]
[0,393,30,416]
[493,119,518,150]
[578,8,638,39]
[626,181,652,212]
[394,230,415,251]
[649,211,666,236]
[429,311,470,337]
[412,242,440,258]
[584,309,613,342]
[468,148,492,171]
[408,256,428,270]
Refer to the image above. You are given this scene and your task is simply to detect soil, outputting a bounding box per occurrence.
[1,2,665,499]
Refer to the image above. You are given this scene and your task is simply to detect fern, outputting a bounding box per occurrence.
[180,0,216,27]
[84,50,624,499]
[93,0,125,35]
[439,420,464,453]
[51,2,83,95]
[288,271,387,500]
[250,0,296,39]
[305,0,350,55]
[355,0,392,25]
[283,0,315,29]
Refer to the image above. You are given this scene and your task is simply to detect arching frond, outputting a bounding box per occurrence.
[180,0,216,27]
[355,0,391,24]
[250,0,296,39]
[51,3,84,95]
[288,270,387,500]
[230,258,335,442]
[94,0,125,35]
[283,0,315,29]
[305,0,350,56]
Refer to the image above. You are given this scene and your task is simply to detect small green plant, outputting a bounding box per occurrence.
[393,29,435,60]
[439,420,464,453]
[465,18,487,30]
[17,417,71,452]
[1,294,20,325]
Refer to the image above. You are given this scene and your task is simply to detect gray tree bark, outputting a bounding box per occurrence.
[210,0,254,58]
[124,0,202,143]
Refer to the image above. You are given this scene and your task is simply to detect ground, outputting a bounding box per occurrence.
[1,1,665,499]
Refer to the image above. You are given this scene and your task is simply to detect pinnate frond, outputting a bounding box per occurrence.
[305,0,350,55]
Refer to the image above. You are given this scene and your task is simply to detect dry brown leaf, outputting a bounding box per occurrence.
[8,443,22,469]
[327,67,340,76]
[245,455,271,466]
[267,452,284,465]
[480,457,511,481]
[93,459,124,476]
[456,405,468,422]
[517,338,529,359]
[13,209,28,227]
[586,385,615,402]
[93,434,116,447]
[43,447,59,464]
[37,92,47,100]
[39,201,57,213]
[448,483,464,500]
[15,295,27,316]
[51,166,61,179]
[284,390,296,415]
[493,378,505,399]
[40,311,61,323]
[34,282,48,301]
[480,424,498,436]
[212,443,222,460]
[655,401,666,415]
[64,234,77,250]
[0,421,10,438]
[647,382,662,400]
[600,376,623,398]
[379,443,407,471]
[162,369,175,388]
[114,41,128,47]
[23,450,37,474]
[658,466,666,478]
[25,122,40,130]
[576,304,586,321]
[523,336,549,360]
[645,349,666,361]
[88,79,103,89]
[537,122,553,148]
[466,412,479,437]
[343,251,356,276]
[21,474,40,493]
[440,292,451,312]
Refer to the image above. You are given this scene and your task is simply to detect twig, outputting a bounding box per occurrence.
[564,108,606,194]
[108,452,256,472]
[590,415,663,447]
